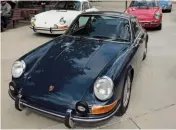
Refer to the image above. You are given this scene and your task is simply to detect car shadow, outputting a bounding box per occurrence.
[24,108,120,129]
[33,33,61,39]
[145,28,161,32]
[162,10,171,13]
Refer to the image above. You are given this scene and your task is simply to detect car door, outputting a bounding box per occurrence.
[131,18,146,72]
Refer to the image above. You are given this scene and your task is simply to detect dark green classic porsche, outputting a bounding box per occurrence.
[8,11,148,128]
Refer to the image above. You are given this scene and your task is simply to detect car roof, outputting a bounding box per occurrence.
[81,11,135,19]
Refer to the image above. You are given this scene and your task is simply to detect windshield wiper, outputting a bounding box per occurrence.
[111,37,130,42]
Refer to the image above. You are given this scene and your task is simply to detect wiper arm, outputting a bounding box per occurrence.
[93,36,112,40]
[111,37,129,42]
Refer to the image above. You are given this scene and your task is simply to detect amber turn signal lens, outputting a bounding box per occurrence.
[58,26,68,29]
[91,100,118,115]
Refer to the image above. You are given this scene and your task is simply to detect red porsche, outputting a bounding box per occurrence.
[125,0,162,30]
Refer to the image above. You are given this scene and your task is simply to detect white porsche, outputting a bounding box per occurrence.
[30,0,98,34]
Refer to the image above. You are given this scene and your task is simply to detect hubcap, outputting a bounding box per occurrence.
[123,76,131,107]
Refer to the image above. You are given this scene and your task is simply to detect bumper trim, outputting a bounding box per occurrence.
[30,26,67,32]
[9,89,120,123]
[20,100,120,123]
[21,101,65,118]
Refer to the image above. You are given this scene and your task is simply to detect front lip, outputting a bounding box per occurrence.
[8,89,120,123]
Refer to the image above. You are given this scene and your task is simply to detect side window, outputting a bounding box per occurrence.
[82,2,89,10]
[131,18,141,39]
[116,19,131,41]
[71,16,90,33]
[79,16,89,27]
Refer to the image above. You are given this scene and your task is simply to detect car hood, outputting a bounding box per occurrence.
[127,7,158,21]
[34,10,81,27]
[22,36,129,112]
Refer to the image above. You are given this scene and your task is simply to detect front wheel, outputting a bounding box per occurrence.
[117,70,132,116]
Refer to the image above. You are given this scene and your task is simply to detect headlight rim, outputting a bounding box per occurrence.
[60,17,66,25]
[11,60,26,78]
[31,17,36,22]
[94,76,114,101]
[154,11,161,19]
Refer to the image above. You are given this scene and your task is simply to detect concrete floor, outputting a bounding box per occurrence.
[1,3,176,129]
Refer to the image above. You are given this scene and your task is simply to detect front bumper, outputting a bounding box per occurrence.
[8,89,120,124]
[139,20,161,28]
[30,26,67,34]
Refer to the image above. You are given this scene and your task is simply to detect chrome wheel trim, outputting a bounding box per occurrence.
[123,76,131,107]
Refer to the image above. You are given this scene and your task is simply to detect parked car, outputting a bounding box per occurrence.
[125,0,163,30]
[30,0,98,34]
[159,0,172,12]
[9,11,148,128]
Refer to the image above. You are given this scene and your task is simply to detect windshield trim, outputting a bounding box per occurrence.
[65,14,133,43]
[64,34,132,44]
[130,0,158,7]
[54,1,81,11]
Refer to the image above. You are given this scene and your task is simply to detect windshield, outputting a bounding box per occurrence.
[54,1,81,11]
[130,0,158,7]
[66,15,131,42]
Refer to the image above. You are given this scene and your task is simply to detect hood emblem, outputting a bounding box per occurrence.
[49,85,54,92]
[45,22,47,24]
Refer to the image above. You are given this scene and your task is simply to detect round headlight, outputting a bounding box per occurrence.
[11,60,26,78]
[154,11,161,19]
[94,76,114,101]
[31,17,36,26]
[60,17,66,25]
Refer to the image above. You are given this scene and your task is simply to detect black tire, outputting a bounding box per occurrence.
[15,96,24,111]
[157,23,162,30]
[116,70,132,116]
